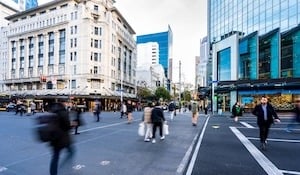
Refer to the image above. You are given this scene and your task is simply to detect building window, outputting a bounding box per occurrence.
[59,29,66,64]
[48,32,54,65]
[94,66,98,74]
[217,47,231,81]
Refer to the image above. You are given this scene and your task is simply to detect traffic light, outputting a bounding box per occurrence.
[156,81,160,87]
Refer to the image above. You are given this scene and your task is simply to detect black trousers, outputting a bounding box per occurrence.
[258,122,271,143]
[152,122,163,139]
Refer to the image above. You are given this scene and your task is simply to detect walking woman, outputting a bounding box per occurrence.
[126,100,133,124]
[232,102,243,122]
[142,102,153,142]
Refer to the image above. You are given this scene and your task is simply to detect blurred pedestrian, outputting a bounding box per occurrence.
[142,102,153,142]
[191,101,199,126]
[73,107,84,135]
[252,96,280,150]
[204,105,208,116]
[94,101,101,122]
[151,101,166,143]
[120,101,127,118]
[168,101,175,121]
[286,98,300,132]
[127,100,133,124]
[48,102,74,175]
[232,102,243,122]
[31,101,36,115]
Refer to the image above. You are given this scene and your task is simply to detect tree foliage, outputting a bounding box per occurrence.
[137,87,152,101]
[154,87,171,101]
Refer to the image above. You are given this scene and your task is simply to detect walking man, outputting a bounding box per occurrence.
[252,96,280,150]
[151,101,166,143]
[48,102,74,175]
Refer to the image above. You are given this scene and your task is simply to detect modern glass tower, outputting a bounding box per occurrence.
[208,0,300,112]
[136,25,173,79]
[12,0,38,10]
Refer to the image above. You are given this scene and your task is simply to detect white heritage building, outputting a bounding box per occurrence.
[0,0,137,110]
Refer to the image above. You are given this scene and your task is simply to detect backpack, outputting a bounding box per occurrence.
[191,103,197,113]
[35,113,60,142]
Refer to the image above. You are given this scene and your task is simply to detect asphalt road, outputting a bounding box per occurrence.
[189,113,300,175]
[1,110,299,175]
[0,110,204,175]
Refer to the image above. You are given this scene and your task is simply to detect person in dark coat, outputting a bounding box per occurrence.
[252,96,280,150]
[48,102,74,175]
[232,102,243,122]
[151,101,166,143]
[73,107,83,135]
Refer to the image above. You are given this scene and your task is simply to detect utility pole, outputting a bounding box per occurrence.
[179,60,181,112]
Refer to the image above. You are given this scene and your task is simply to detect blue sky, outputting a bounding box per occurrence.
[38,0,207,85]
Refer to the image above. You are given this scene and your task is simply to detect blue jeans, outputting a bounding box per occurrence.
[50,145,74,175]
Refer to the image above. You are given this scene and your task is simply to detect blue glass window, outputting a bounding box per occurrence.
[217,48,231,81]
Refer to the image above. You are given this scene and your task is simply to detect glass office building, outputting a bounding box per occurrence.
[12,0,38,10]
[208,0,300,112]
[136,26,173,79]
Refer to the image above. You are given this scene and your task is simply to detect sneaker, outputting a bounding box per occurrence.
[152,139,156,143]
[160,136,165,140]
[261,143,266,150]
[144,139,150,142]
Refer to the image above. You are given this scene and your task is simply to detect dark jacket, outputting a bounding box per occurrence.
[168,103,175,111]
[49,104,72,149]
[232,105,242,116]
[252,103,279,125]
[151,106,165,123]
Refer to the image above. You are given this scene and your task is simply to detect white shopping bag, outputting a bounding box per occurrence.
[138,122,145,136]
[163,123,169,135]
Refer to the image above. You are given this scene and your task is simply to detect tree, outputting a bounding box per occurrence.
[137,87,153,101]
[154,87,171,101]
[182,90,192,102]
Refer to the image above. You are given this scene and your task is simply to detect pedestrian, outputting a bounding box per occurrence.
[142,102,153,142]
[48,102,74,175]
[204,105,208,116]
[151,101,166,143]
[191,101,199,126]
[252,96,280,150]
[94,101,101,122]
[73,107,83,135]
[232,102,243,122]
[286,98,300,132]
[168,101,175,121]
[31,101,36,115]
[120,101,127,118]
[126,100,134,124]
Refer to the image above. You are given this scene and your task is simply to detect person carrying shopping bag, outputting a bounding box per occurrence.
[142,102,153,142]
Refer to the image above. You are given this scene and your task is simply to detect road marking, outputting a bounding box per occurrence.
[184,115,210,175]
[230,127,283,175]
[240,122,255,128]
[0,166,7,172]
[73,164,86,170]
[280,169,300,175]
[80,119,140,133]
[247,137,300,143]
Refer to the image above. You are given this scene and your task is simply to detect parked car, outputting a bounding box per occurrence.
[6,103,16,112]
